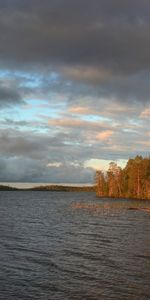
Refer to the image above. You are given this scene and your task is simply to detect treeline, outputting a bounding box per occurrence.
[0,184,95,192]
[30,185,95,192]
[0,185,18,191]
[96,156,150,199]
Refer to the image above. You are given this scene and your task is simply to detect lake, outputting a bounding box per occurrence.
[0,191,150,300]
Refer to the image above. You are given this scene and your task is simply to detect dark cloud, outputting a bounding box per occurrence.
[0,0,150,73]
[0,156,94,183]
[0,83,23,106]
[0,127,95,182]
[0,129,62,160]
[0,0,149,104]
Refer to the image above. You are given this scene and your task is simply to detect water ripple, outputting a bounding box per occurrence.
[0,191,150,300]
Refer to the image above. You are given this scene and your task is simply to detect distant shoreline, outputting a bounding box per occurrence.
[0,184,150,200]
[0,184,95,192]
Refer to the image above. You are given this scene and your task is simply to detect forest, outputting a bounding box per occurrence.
[96,156,150,200]
[29,185,95,192]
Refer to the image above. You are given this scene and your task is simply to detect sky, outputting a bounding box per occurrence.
[0,0,150,184]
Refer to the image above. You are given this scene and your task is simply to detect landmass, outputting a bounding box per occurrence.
[0,184,95,192]
[28,185,96,192]
[0,185,18,191]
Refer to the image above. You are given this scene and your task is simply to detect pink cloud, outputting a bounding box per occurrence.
[48,118,84,127]
[96,130,113,140]
[140,107,150,118]
[69,106,90,114]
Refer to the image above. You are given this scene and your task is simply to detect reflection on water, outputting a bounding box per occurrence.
[71,200,150,217]
[0,191,150,300]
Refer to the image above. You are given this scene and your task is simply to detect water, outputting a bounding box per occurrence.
[0,191,150,300]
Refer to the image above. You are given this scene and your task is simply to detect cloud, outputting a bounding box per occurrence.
[69,106,91,114]
[0,120,149,182]
[84,158,127,171]
[0,129,53,160]
[0,83,23,107]
[0,155,94,183]
[48,117,113,132]
[62,66,112,84]
[47,162,62,168]
[0,1,150,182]
[0,0,149,105]
[140,107,150,118]
[0,1,149,77]
[96,130,114,141]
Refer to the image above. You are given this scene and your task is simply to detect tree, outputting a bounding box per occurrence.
[107,162,122,197]
[95,156,150,199]
[95,170,106,197]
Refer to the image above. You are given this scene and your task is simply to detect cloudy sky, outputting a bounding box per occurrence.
[0,0,150,184]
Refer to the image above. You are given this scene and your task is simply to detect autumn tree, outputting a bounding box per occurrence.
[95,170,107,197]
[107,162,122,197]
[96,156,150,199]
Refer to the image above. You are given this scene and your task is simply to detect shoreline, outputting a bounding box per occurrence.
[0,184,95,192]
[0,184,150,201]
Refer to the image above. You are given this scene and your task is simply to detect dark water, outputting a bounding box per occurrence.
[0,191,150,300]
